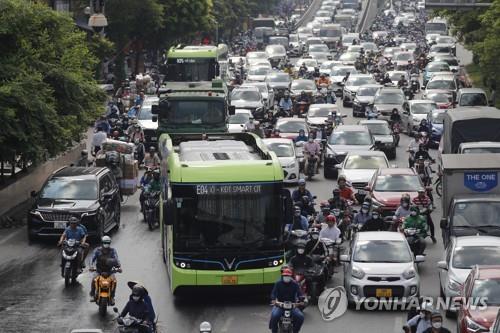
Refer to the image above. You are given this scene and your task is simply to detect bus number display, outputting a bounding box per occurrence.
[176,58,198,64]
[196,185,262,195]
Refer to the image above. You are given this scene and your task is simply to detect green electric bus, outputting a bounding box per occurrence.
[165,44,229,82]
[158,132,290,294]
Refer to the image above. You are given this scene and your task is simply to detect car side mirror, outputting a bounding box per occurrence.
[102,192,113,201]
[228,105,236,115]
[334,164,342,169]
[340,254,350,262]
[30,190,37,198]
[440,217,448,229]
[437,260,447,270]
[415,255,425,263]
[151,105,159,115]
[152,115,158,122]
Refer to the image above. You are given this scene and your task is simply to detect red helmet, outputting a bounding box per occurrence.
[326,215,336,223]
[281,268,293,276]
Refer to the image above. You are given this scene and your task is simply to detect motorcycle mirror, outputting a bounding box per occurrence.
[415,255,426,263]
[30,190,37,198]
[113,307,119,313]
[152,115,158,123]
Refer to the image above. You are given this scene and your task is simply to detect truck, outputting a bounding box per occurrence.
[158,132,290,294]
[440,154,500,247]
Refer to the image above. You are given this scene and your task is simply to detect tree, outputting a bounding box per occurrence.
[0,0,105,167]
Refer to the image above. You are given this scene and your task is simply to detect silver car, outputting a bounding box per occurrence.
[342,74,376,107]
[341,231,424,306]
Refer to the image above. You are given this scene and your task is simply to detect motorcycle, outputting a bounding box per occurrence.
[274,301,301,333]
[91,266,122,316]
[294,101,310,117]
[415,158,434,186]
[305,155,317,180]
[113,307,156,333]
[293,262,326,306]
[61,239,82,287]
[143,191,160,230]
[134,140,145,166]
[410,74,420,93]
[404,228,426,256]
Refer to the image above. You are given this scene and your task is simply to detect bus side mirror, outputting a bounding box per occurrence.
[152,105,159,115]
[164,200,174,225]
[152,115,158,122]
[228,105,236,115]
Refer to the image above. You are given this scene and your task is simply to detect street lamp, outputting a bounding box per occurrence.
[88,0,108,33]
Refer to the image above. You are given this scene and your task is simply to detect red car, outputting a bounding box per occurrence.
[366,168,424,216]
[457,265,500,333]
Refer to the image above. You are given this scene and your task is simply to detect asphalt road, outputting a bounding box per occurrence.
[0,3,476,333]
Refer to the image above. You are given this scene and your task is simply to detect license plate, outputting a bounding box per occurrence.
[221,275,238,285]
[54,222,67,229]
[358,189,366,195]
[151,137,157,141]
[376,288,392,297]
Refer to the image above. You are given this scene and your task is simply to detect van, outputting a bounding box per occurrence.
[457,88,489,107]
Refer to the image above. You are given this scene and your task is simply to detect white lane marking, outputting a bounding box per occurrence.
[394,315,403,333]
[220,316,234,332]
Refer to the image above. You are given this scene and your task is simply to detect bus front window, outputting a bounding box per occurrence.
[165,58,217,81]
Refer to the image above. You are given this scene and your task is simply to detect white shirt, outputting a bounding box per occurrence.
[406,315,431,333]
[244,121,256,131]
[92,131,107,147]
[408,140,420,153]
[319,225,341,242]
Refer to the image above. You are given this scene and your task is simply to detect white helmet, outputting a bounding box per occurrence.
[102,235,111,244]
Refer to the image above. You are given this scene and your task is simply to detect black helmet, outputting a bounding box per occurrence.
[296,240,307,249]
[132,285,145,297]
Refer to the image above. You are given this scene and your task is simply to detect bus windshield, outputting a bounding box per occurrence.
[166,58,218,81]
[172,183,283,251]
[161,100,225,126]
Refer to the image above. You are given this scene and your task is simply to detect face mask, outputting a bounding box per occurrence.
[283,276,292,283]
[432,322,442,329]
[402,203,409,208]
[372,214,379,219]
[308,139,314,143]
[103,244,110,248]
[132,296,140,301]
[362,208,369,214]
[297,248,305,254]
[312,234,319,240]
[411,211,417,216]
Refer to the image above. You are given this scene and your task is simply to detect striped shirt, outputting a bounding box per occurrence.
[412,195,431,209]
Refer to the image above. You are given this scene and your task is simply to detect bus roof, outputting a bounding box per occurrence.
[168,45,227,58]
[164,133,283,182]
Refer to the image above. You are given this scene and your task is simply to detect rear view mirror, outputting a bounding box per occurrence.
[30,190,37,198]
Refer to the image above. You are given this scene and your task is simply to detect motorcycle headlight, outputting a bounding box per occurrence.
[465,317,488,333]
[351,266,365,280]
[402,267,416,280]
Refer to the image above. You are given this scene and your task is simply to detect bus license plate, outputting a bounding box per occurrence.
[53,222,67,229]
[376,288,392,297]
[221,276,238,285]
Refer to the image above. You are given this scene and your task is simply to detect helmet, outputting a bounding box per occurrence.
[298,178,306,186]
[102,235,111,244]
[326,215,336,223]
[337,175,347,182]
[68,216,79,224]
[319,200,329,208]
[420,301,433,313]
[401,193,411,203]
[431,310,442,319]
[112,130,120,137]
[132,285,145,297]
[81,149,88,157]
[281,268,293,276]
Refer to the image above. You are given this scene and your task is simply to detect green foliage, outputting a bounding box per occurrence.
[0,0,105,164]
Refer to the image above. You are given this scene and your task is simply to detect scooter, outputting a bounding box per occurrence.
[273,301,301,333]
[293,263,326,306]
[113,307,156,333]
[404,228,426,256]
[391,122,401,146]
[61,239,82,287]
[143,191,160,230]
[91,266,122,316]
[305,155,317,180]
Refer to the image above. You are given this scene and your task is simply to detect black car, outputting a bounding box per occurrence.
[28,167,121,241]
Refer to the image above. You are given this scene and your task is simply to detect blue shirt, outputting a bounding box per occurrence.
[120,299,151,322]
[128,106,140,118]
[294,135,308,143]
[279,98,293,110]
[271,279,302,302]
[140,175,152,187]
[64,226,87,241]
[291,189,313,202]
[287,215,309,231]
[91,247,120,267]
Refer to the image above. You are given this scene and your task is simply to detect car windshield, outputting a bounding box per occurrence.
[374,94,404,104]
[366,123,392,135]
[349,77,375,86]
[431,46,451,53]
[249,67,270,75]
[40,178,98,200]
[452,202,500,227]
[266,46,285,54]
[309,108,333,117]
[267,74,290,83]
[231,90,260,101]
[358,87,380,96]
[412,103,437,114]
[427,80,456,90]
[229,113,250,124]
[460,93,487,106]
[320,29,342,37]
[374,175,422,192]
[344,155,388,169]
[266,142,294,157]
[389,73,407,81]
[452,246,500,269]
[462,147,500,154]
[277,121,306,133]
[309,45,329,52]
[341,53,359,61]
[431,112,445,124]
[329,131,373,145]
[395,53,412,61]
[292,81,316,90]
[471,279,500,306]
[427,63,450,72]
[332,67,357,76]
[354,240,412,263]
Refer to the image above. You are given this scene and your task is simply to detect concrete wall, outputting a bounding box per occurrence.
[0,142,85,217]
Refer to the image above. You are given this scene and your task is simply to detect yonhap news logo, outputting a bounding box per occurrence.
[317,287,348,321]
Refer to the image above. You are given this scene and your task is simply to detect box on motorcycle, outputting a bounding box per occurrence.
[121,155,138,195]
[102,139,134,155]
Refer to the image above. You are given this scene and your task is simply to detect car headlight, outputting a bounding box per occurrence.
[412,116,419,122]
[352,266,365,280]
[287,162,296,168]
[448,278,462,292]
[465,317,488,333]
[402,267,416,280]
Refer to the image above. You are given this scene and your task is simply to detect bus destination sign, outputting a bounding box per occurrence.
[196,184,262,195]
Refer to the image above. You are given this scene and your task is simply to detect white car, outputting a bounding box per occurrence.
[401,99,439,134]
[263,138,300,184]
[336,151,390,198]
[341,231,424,306]
[137,96,159,148]
[246,66,271,82]
[227,109,252,133]
[438,236,500,313]
[294,58,319,73]
[246,51,268,67]
[306,104,339,128]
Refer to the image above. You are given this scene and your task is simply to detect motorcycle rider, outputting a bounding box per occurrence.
[390,108,401,127]
[120,285,153,333]
[397,74,408,88]
[289,241,314,272]
[404,302,433,333]
[353,202,371,228]
[91,126,107,156]
[128,121,145,143]
[417,119,430,135]
[414,144,434,163]
[294,129,308,143]
[337,175,358,204]
[316,73,331,88]
[144,146,160,169]
[423,311,451,333]
[76,150,91,167]
[313,202,331,227]
[325,90,336,104]
[395,194,412,220]
[57,217,89,271]
[341,71,351,85]
[140,169,162,215]
[127,281,156,324]
[303,135,321,174]
[305,228,328,257]
[139,168,153,211]
[244,116,256,132]
[89,236,122,304]
[312,67,321,79]
[401,206,428,255]
[360,208,386,231]
[298,63,308,77]
[292,179,313,203]
[287,206,309,232]
[269,268,305,333]
[381,73,392,85]
[319,215,341,243]
[407,135,421,168]
[279,91,293,114]
[413,189,436,243]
